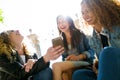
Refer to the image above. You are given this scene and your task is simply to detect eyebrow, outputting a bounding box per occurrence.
[9,30,15,32]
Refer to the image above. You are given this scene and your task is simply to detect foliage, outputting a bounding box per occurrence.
[0,9,4,23]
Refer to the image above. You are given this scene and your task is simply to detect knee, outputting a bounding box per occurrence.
[98,47,119,67]
[100,47,114,59]
[52,62,62,70]
[102,47,113,53]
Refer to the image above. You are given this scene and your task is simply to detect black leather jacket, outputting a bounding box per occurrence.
[0,52,49,80]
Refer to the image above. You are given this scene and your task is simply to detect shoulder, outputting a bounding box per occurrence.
[112,25,120,32]
[77,29,86,37]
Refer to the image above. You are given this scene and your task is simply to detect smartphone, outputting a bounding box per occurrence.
[52,37,64,47]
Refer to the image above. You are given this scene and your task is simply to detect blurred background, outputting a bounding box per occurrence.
[0,0,82,65]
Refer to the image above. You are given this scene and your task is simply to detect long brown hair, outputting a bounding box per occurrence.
[56,15,83,50]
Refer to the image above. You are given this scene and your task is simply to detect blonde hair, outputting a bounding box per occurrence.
[0,31,16,62]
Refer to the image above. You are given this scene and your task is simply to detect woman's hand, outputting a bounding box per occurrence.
[93,59,98,75]
[24,59,36,72]
[43,46,64,63]
[66,54,80,61]
[66,54,86,61]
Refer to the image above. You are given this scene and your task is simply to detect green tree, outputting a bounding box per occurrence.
[0,9,4,23]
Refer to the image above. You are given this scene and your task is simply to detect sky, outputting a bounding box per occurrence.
[0,0,81,63]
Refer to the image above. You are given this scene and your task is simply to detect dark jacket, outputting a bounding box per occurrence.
[0,52,49,80]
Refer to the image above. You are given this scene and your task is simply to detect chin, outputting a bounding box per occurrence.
[87,22,94,25]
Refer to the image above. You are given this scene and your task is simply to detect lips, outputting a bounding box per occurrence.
[16,33,20,35]
[85,18,92,22]
[60,26,66,29]
[61,27,65,30]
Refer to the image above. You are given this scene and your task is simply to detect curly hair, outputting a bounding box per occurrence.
[0,30,33,62]
[0,31,16,62]
[81,0,120,30]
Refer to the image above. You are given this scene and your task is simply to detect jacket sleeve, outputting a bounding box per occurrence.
[0,54,50,80]
[18,57,50,79]
[0,55,23,80]
[62,51,68,61]
[82,33,95,64]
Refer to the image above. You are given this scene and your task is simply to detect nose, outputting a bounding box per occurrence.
[82,12,89,20]
[16,30,20,34]
[15,30,18,32]
[59,23,64,27]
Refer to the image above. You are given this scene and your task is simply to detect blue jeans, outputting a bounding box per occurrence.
[72,69,97,80]
[72,47,120,80]
[33,67,52,80]
[98,47,120,80]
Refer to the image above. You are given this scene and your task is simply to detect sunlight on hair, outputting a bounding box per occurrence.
[0,0,83,64]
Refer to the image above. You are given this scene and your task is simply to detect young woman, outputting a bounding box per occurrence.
[52,15,94,80]
[8,30,51,80]
[72,0,120,80]
[0,29,64,80]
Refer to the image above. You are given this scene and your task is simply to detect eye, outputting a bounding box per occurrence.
[8,30,14,32]
[7,30,14,33]
[10,30,14,32]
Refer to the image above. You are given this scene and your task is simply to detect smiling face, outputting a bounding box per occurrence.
[81,2,97,25]
[57,16,70,33]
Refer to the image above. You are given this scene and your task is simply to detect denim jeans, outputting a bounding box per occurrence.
[33,67,52,80]
[98,47,120,80]
[72,69,97,80]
